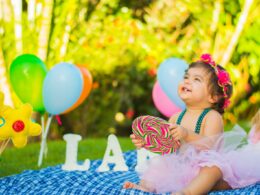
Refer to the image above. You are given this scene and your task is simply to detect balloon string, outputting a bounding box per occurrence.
[0,138,10,155]
[55,115,62,126]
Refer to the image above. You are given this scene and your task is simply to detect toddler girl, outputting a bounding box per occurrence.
[123,54,260,194]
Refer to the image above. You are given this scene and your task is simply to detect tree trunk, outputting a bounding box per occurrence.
[28,0,36,29]
[221,0,254,66]
[37,0,54,61]
[59,0,77,60]
[0,0,13,106]
[0,46,14,107]
[1,0,12,22]
[11,0,23,55]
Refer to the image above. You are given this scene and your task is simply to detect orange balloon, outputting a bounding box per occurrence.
[63,66,92,113]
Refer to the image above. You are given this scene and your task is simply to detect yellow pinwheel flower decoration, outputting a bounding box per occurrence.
[0,92,41,148]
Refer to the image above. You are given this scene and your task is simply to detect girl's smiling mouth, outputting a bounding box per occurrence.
[182,86,192,92]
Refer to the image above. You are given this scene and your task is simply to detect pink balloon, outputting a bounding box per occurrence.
[152,81,182,118]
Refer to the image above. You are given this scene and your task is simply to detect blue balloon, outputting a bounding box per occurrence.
[157,58,188,109]
[43,63,83,115]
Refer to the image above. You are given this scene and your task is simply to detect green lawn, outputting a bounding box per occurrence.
[0,121,250,178]
[224,121,251,132]
[0,137,135,178]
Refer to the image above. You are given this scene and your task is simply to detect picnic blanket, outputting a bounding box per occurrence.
[0,150,259,195]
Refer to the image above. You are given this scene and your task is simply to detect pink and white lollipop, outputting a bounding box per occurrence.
[132,115,179,155]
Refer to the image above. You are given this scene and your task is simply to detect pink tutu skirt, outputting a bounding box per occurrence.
[139,125,260,193]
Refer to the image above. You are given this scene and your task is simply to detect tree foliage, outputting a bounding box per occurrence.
[0,0,259,138]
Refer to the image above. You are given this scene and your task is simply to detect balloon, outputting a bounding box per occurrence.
[9,54,47,113]
[43,63,83,115]
[152,81,182,117]
[63,66,92,113]
[157,58,188,109]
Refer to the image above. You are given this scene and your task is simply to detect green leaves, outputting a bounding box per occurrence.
[1,0,259,137]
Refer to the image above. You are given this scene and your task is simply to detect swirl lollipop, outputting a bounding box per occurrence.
[132,115,180,155]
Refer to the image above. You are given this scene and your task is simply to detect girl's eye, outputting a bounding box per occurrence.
[194,78,201,82]
[184,76,188,79]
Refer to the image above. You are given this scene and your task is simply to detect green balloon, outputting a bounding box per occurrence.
[10,54,48,113]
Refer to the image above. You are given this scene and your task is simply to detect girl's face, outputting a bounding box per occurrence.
[178,67,215,108]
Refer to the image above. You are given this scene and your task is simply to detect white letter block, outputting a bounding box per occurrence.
[135,148,158,172]
[97,134,128,172]
[62,134,90,171]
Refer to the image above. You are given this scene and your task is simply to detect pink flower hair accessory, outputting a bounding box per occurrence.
[200,53,216,66]
[217,69,231,86]
[199,53,232,109]
[223,98,230,109]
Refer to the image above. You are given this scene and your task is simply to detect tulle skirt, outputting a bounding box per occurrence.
[138,125,260,193]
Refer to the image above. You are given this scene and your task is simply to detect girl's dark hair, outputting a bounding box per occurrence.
[189,61,233,114]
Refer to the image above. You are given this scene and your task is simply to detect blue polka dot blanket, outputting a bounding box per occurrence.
[0,151,259,195]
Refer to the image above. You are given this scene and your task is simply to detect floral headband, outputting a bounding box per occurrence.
[199,54,231,109]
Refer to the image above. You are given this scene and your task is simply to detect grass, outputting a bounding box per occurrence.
[224,121,251,132]
[0,137,135,178]
[0,121,250,178]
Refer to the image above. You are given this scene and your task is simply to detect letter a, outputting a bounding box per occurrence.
[97,134,128,172]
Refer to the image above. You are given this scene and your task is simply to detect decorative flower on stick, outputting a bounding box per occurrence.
[0,92,42,154]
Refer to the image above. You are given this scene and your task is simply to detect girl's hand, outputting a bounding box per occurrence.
[169,124,188,141]
[130,134,144,149]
